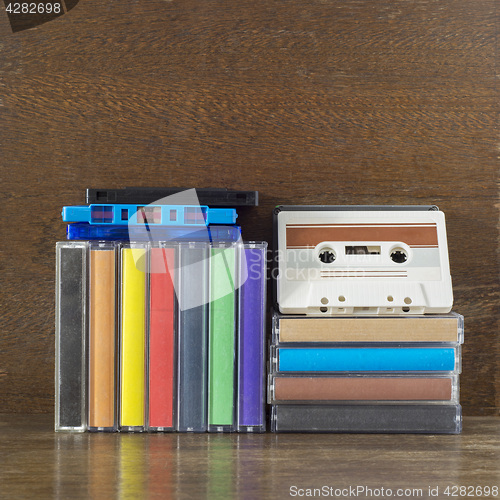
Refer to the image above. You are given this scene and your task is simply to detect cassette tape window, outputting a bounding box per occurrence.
[274,206,453,315]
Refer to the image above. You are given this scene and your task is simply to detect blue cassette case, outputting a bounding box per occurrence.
[274,347,459,372]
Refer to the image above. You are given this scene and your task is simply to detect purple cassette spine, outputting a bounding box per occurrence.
[238,244,267,431]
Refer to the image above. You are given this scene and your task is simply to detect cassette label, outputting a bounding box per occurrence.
[237,243,267,432]
[208,243,237,432]
[89,242,117,432]
[270,375,458,403]
[119,244,147,431]
[272,312,464,344]
[147,245,177,432]
[176,243,210,432]
[55,242,88,432]
[271,404,462,433]
[274,206,453,315]
[273,346,460,372]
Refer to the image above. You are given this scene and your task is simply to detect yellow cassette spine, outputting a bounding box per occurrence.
[120,247,146,430]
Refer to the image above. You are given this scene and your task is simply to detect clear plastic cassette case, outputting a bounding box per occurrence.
[270,345,462,373]
[119,242,148,432]
[55,241,88,432]
[272,311,464,345]
[270,404,462,434]
[237,242,267,433]
[88,241,118,432]
[268,373,460,404]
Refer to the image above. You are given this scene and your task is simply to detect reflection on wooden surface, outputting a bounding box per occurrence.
[208,436,235,499]
[147,435,174,499]
[90,434,119,499]
[0,415,498,499]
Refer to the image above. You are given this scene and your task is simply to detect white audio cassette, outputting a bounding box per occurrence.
[273,206,453,315]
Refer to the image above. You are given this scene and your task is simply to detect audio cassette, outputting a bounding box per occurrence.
[62,204,237,226]
[273,206,453,315]
[268,373,459,404]
[270,404,462,433]
[86,187,258,207]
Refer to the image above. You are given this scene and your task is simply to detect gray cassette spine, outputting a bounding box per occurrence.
[176,243,210,432]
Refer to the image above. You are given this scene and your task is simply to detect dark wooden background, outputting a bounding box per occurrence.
[0,0,498,415]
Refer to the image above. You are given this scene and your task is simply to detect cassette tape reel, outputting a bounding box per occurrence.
[274,206,453,315]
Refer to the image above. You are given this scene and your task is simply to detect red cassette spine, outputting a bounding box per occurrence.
[148,247,176,429]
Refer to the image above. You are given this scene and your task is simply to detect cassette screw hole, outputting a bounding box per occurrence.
[387,295,394,302]
[390,248,408,263]
[338,295,346,302]
[319,249,336,264]
[404,297,412,304]
[320,307,328,313]
[321,297,329,305]
[402,306,410,312]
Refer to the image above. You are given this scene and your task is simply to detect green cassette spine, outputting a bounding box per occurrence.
[208,244,237,431]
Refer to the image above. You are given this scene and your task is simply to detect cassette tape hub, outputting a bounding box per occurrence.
[273,206,453,315]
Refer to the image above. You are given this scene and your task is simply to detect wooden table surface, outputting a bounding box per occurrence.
[0,1,498,415]
[0,414,499,499]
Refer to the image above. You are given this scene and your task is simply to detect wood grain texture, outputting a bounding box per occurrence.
[0,414,499,498]
[0,0,498,414]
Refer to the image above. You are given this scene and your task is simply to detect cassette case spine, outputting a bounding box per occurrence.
[237,243,267,432]
[119,243,147,432]
[176,242,209,432]
[208,243,237,432]
[147,244,177,432]
[55,241,88,432]
[88,242,117,432]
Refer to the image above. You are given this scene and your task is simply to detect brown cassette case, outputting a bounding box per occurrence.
[272,312,464,344]
[88,242,117,432]
[269,374,459,404]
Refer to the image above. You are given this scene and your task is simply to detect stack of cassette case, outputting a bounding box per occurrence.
[270,205,463,433]
[55,188,267,433]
